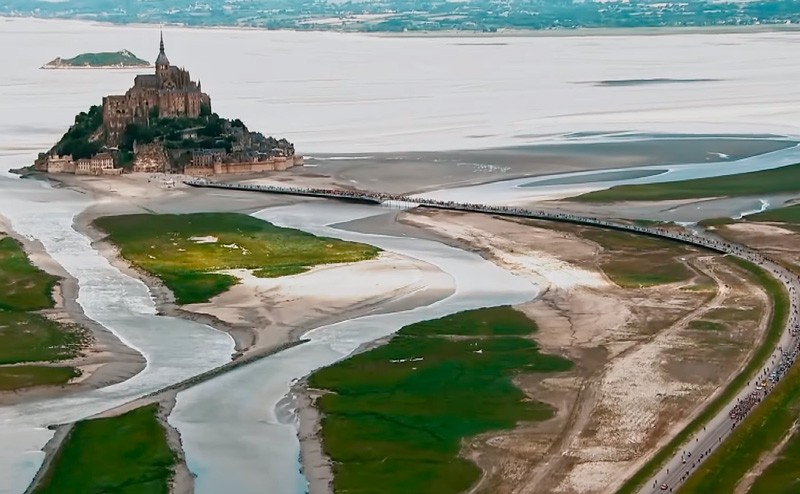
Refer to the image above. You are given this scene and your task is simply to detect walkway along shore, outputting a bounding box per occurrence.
[185,179,800,493]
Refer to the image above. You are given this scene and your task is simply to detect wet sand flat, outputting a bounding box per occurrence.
[522,168,669,187]
[247,137,797,195]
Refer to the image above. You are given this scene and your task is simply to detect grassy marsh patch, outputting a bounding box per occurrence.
[308,307,572,494]
[0,237,58,312]
[0,311,86,365]
[687,320,725,331]
[578,229,694,287]
[93,213,380,304]
[600,258,692,287]
[34,404,175,494]
[747,427,800,494]
[705,307,761,322]
[0,236,83,389]
[402,306,536,337]
[748,204,800,224]
[571,163,800,202]
[0,366,79,391]
[579,229,682,251]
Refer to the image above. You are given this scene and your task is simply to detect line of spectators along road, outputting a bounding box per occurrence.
[729,335,800,422]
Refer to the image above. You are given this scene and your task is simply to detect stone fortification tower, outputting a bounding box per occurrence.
[102,31,212,145]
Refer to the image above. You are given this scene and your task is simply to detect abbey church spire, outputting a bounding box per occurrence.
[156,28,170,69]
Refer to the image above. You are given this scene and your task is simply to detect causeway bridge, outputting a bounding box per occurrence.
[187,178,800,494]
[187,180,385,205]
[184,179,742,254]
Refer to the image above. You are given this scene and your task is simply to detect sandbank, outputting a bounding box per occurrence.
[158,394,194,494]
[186,251,454,356]
[296,383,334,494]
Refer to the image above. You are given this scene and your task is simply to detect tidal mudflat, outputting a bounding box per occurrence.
[413,143,800,206]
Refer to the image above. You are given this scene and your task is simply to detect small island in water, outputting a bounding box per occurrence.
[42,50,151,69]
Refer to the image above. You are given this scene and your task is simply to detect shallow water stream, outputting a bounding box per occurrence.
[0,175,234,494]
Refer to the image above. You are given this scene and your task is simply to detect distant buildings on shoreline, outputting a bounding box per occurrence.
[9,0,800,33]
[44,152,121,176]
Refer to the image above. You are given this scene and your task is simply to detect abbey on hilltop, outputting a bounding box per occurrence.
[102,32,211,146]
[35,32,300,176]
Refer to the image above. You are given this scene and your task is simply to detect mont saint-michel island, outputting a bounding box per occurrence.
[33,33,301,177]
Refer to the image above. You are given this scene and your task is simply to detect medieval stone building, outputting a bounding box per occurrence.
[102,32,211,145]
[36,31,302,177]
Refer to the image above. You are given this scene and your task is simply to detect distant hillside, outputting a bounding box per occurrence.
[42,50,151,69]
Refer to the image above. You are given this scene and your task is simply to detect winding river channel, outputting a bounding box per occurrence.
[0,171,539,493]
[169,202,538,494]
[0,175,234,494]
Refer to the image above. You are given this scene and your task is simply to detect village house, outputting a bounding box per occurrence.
[74,153,120,175]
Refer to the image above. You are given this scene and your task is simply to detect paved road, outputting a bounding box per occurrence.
[186,180,800,494]
[636,232,800,494]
